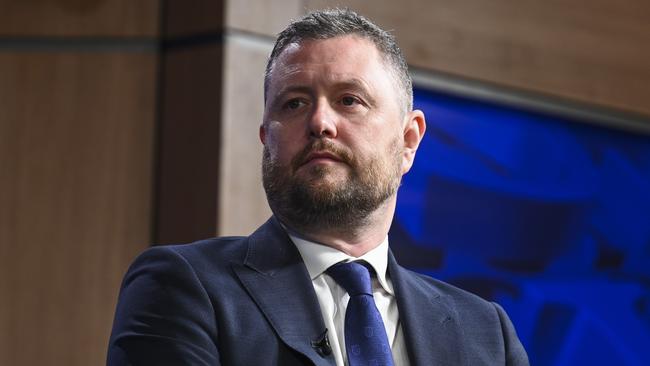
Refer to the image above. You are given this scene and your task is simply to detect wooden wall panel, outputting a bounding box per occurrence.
[306,0,650,116]
[152,1,228,244]
[0,0,159,37]
[0,52,156,366]
[156,44,224,244]
[165,0,224,37]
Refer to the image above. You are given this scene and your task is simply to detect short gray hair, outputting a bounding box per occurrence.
[264,8,413,113]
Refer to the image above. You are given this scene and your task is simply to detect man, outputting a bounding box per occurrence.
[108,9,529,366]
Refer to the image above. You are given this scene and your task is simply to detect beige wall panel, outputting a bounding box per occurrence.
[226,0,302,36]
[220,0,301,235]
[306,0,650,116]
[218,35,273,236]
[0,0,159,37]
[0,52,156,365]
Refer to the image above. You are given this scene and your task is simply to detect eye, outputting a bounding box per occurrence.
[341,95,360,106]
[283,98,306,110]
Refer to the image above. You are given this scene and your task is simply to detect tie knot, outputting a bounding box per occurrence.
[326,261,372,296]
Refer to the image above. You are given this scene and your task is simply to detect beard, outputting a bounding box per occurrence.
[262,138,403,234]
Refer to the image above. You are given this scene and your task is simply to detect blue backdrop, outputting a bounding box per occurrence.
[390,88,650,365]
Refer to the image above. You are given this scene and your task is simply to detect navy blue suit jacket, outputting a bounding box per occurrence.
[108,217,528,365]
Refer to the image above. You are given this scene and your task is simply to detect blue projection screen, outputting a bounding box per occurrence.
[390,87,650,366]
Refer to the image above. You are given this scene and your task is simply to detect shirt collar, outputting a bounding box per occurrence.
[290,234,394,295]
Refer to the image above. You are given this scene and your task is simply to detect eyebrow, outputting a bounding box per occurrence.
[272,78,376,106]
[334,78,377,106]
[275,85,313,99]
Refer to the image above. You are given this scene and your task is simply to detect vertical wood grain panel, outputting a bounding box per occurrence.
[306,0,650,116]
[155,44,223,244]
[0,52,156,366]
[153,2,226,244]
[165,0,224,37]
[0,0,160,37]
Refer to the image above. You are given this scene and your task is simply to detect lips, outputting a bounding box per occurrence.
[290,140,352,171]
[304,151,343,164]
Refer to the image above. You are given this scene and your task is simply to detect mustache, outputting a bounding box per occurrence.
[290,139,354,171]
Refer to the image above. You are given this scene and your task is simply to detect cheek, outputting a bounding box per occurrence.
[354,130,399,157]
[370,134,403,167]
[264,124,304,162]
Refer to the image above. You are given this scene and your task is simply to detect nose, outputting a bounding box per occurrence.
[308,99,337,138]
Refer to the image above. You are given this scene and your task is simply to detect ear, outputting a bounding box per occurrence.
[401,109,426,174]
[259,124,266,145]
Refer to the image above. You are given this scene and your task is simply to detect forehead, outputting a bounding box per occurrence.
[278,35,380,66]
[267,35,394,93]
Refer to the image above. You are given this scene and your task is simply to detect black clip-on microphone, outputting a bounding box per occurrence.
[311,328,332,357]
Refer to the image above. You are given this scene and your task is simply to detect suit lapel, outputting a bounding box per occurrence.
[232,218,335,366]
[388,251,465,366]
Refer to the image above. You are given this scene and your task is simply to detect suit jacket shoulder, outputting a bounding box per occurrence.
[108,218,334,366]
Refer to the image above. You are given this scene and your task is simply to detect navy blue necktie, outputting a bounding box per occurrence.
[327,261,394,366]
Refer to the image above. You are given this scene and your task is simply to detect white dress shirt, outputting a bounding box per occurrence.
[290,234,410,366]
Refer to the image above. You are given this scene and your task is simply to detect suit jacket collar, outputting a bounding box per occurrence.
[233,217,465,366]
[232,217,335,365]
[388,250,465,366]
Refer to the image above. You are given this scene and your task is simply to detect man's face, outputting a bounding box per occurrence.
[261,35,415,232]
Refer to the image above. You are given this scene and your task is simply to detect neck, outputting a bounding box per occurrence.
[283,196,396,257]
